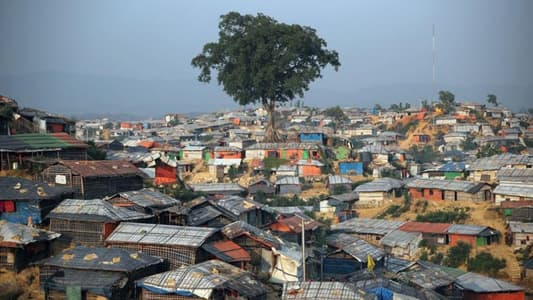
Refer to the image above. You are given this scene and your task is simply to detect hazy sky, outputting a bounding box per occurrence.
[0,1,531,117]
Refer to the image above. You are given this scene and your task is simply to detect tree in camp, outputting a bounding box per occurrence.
[191,12,340,142]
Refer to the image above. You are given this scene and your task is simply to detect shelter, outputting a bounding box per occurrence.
[189,183,245,196]
[244,143,321,161]
[105,222,219,269]
[39,246,164,300]
[0,177,72,225]
[0,133,88,171]
[326,175,353,193]
[269,214,322,245]
[494,184,533,206]
[275,176,301,196]
[331,218,405,245]
[354,178,403,208]
[406,178,491,202]
[380,230,422,259]
[296,159,324,176]
[201,240,251,268]
[212,196,275,228]
[454,272,525,300]
[281,281,366,300]
[40,160,144,199]
[447,224,499,247]
[338,161,364,175]
[247,178,275,196]
[398,222,450,246]
[0,221,60,271]
[136,260,268,300]
[48,198,152,246]
[506,221,533,248]
[324,233,385,278]
[467,153,533,183]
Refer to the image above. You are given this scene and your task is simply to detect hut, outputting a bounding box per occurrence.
[323,233,384,278]
[136,260,268,300]
[296,159,324,176]
[282,282,365,300]
[330,218,405,245]
[338,161,363,175]
[275,165,298,177]
[275,176,301,196]
[38,246,164,300]
[189,183,245,197]
[0,221,60,271]
[447,224,499,247]
[0,177,72,225]
[48,198,152,246]
[406,178,492,202]
[454,272,525,300]
[380,230,422,259]
[244,143,321,161]
[269,214,322,245]
[500,201,533,222]
[201,240,251,268]
[248,178,275,196]
[181,145,207,161]
[354,178,403,208]
[106,188,182,222]
[326,175,353,194]
[105,222,219,269]
[213,196,276,228]
[494,184,533,206]
[506,221,533,248]
[40,160,144,199]
[398,222,450,246]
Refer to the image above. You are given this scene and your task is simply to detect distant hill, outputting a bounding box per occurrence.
[0,71,531,118]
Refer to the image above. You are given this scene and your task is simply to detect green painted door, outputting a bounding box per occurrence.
[281,149,287,159]
[476,237,487,246]
[303,150,309,159]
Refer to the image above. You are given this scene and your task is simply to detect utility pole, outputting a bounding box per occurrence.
[301,215,306,282]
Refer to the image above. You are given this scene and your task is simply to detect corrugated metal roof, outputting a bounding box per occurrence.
[187,205,228,226]
[0,133,87,151]
[0,176,72,200]
[59,160,143,178]
[406,178,484,193]
[354,178,403,193]
[202,240,250,262]
[275,176,300,185]
[115,188,180,208]
[106,222,217,248]
[468,153,533,171]
[214,196,262,216]
[399,221,450,234]
[39,246,162,272]
[384,256,415,273]
[507,221,533,233]
[222,221,282,249]
[0,220,60,246]
[282,282,367,300]
[49,133,89,148]
[497,168,533,183]
[207,158,242,166]
[438,162,466,172]
[331,218,405,235]
[493,184,533,198]
[278,215,322,233]
[399,267,454,290]
[296,159,324,166]
[246,143,320,150]
[137,260,267,298]
[327,233,384,262]
[446,224,493,236]
[189,183,245,193]
[380,230,421,248]
[327,175,353,185]
[48,199,152,222]
[455,272,524,292]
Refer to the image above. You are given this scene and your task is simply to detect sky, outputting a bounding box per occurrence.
[0,1,532,118]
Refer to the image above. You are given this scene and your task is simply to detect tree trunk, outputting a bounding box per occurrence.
[264,100,281,142]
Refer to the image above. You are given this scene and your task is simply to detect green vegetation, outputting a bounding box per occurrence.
[263,157,289,170]
[393,119,419,135]
[388,102,411,112]
[486,94,498,107]
[191,12,340,141]
[415,207,470,223]
[377,192,411,218]
[87,140,107,160]
[430,252,444,265]
[476,144,502,158]
[467,252,506,276]
[408,145,440,164]
[324,106,348,123]
[461,136,477,151]
[228,166,238,181]
[444,242,471,267]
[437,90,456,114]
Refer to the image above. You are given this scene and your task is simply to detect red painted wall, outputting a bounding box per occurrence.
[409,188,443,201]
[301,165,322,176]
[462,291,524,300]
[155,163,177,185]
[449,234,476,247]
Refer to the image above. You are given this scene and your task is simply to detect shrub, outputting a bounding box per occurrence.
[467,252,506,276]
[444,242,471,267]
[430,252,444,264]
[415,208,469,223]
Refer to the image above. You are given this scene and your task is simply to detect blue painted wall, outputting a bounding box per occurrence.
[339,162,363,175]
[0,201,42,225]
[323,257,361,275]
[299,133,323,143]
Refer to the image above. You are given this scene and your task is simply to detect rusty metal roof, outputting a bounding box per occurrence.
[399,221,450,234]
[277,215,322,233]
[202,240,251,262]
[59,160,143,177]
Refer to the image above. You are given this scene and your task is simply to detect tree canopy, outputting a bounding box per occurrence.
[191,12,340,141]
[487,94,498,107]
[437,90,456,114]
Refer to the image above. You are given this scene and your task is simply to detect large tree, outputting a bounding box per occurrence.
[437,90,456,114]
[191,12,340,142]
[487,94,498,107]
